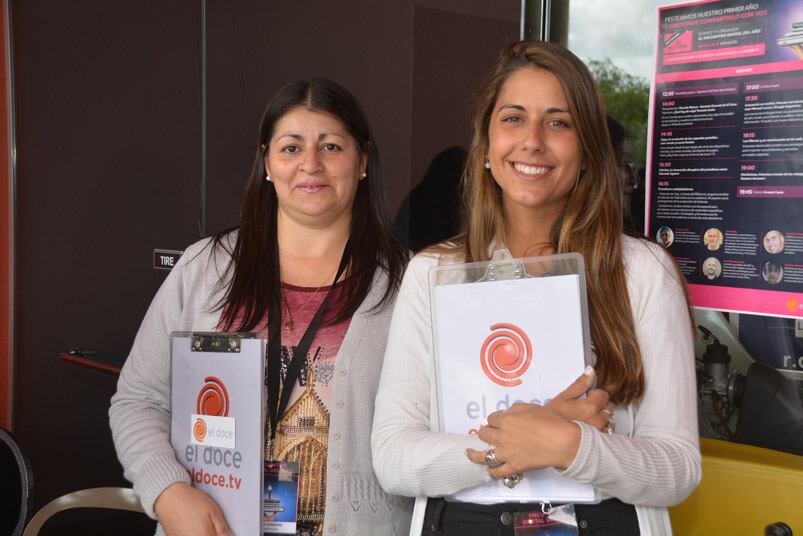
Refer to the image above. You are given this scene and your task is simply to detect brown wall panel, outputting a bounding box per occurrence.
[410,4,519,189]
[202,0,415,233]
[11,1,199,532]
[393,1,519,245]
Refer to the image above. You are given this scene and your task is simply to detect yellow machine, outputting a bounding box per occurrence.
[670,438,803,535]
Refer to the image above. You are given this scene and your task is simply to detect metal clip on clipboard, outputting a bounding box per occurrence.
[481,260,528,282]
[476,254,583,284]
[191,332,248,353]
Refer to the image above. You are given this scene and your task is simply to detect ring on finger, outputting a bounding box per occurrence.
[503,472,524,488]
[484,448,501,468]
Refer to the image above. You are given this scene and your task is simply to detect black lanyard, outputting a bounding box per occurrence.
[266,246,350,444]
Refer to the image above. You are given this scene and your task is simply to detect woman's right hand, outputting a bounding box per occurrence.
[154,482,233,536]
[546,367,612,432]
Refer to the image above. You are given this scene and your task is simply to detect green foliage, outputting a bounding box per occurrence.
[588,58,650,168]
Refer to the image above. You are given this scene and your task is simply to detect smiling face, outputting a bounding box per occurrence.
[265,106,366,228]
[487,66,583,224]
[764,231,784,253]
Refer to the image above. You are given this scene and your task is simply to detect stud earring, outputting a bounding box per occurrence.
[360,172,367,180]
[265,174,271,182]
[484,160,491,170]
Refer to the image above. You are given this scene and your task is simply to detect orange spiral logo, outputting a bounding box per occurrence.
[193,418,207,442]
[480,323,532,387]
[196,376,230,416]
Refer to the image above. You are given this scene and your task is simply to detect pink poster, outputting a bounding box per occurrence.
[646,0,803,318]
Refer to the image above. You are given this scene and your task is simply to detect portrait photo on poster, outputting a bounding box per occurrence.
[703,228,723,252]
[656,226,674,248]
[702,257,722,280]
[763,230,785,254]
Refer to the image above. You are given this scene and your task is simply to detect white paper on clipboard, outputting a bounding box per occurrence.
[170,332,265,535]
[429,253,598,504]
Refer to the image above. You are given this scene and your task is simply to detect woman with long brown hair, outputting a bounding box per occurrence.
[372,41,700,535]
[111,78,411,536]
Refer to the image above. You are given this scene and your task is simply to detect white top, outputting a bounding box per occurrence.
[372,235,701,536]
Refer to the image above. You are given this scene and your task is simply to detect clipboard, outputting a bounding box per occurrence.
[170,332,265,535]
[429,253,598,504]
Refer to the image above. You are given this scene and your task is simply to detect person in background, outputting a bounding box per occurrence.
[607,116,641,235]
[372,40,700,536]
[392,146,468,251]
[110,78,411,536]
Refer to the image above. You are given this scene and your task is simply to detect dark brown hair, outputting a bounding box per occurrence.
[458,41,649,404]
[215,78,406,331]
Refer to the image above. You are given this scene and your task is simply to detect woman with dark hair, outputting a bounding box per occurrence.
[372,41,700,535]
[110,78,411,536]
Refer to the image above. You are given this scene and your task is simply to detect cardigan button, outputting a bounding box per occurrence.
[339,369,347,377]
[333,432,342,440]
[328,524,337,533]
[332,461,340,469]
[335,400,343,409]
[579,519,589,529]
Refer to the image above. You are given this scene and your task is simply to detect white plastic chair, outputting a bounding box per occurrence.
[22,487,145,536]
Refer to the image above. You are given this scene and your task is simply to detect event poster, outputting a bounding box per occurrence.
[646,0,803,318]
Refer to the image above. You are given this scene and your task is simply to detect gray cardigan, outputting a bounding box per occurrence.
[110,234,413,535]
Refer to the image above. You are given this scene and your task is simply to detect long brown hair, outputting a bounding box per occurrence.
[215,78,406,331]
[459,41,644,404]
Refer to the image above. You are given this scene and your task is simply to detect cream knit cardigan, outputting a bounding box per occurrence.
[372,235,701,536]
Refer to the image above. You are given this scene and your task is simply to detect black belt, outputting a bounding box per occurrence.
[422,497,639,536]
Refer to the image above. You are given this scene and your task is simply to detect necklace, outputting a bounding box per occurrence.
[281,265,339,334]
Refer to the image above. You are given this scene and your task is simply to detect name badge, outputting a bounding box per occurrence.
[263,461,300,535]
[514,504,579,535]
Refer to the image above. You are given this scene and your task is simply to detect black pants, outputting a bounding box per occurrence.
[421,498,640,536]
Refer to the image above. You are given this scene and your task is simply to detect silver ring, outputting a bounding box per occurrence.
[484,448,501,468]
[503,472,523,489]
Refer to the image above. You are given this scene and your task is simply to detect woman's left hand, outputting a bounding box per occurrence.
[466,403,581,477]
[546,367,613,432]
